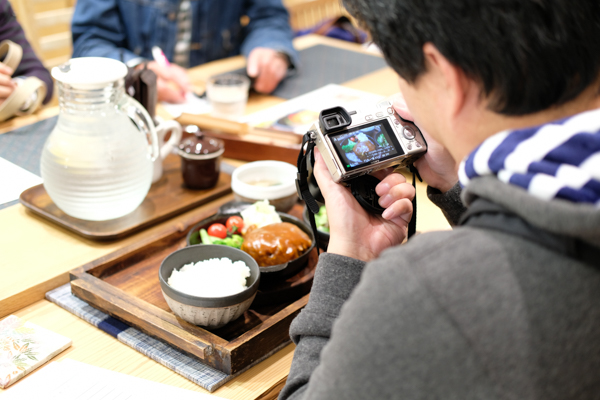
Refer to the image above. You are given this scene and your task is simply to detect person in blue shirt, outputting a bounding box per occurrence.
[71,0,298,103]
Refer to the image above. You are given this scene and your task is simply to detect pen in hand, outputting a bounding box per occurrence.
[149,46,190,103]
[152,46,171,68]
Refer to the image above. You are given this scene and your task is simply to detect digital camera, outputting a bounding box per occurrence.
[311,99,427,184]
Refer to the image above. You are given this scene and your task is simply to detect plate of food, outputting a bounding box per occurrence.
[186,200,315,280]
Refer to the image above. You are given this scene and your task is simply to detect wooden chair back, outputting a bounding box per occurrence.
[284,0,352,31]
[8,0,75,70]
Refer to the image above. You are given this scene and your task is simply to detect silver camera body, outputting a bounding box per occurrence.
[311,100,427,184]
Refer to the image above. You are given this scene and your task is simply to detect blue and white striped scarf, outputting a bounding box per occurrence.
[459,108,600,206]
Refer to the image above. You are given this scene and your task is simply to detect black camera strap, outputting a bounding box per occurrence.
[408,164,422,239]
[297,132,322,255]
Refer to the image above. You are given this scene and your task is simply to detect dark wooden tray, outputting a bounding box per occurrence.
[19,154,231,240]
[69,203,315,375]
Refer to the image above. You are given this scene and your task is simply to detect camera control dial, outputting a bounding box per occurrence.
[402,126,416,140]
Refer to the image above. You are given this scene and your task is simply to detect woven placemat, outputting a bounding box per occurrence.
[46,283,232,392]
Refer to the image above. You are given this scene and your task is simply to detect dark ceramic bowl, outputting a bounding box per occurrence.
[159,244,260,329]
[186,203,315,281]
[303,205,330,250]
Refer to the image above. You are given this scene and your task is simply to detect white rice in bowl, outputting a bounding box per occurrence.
[167,257,251,298]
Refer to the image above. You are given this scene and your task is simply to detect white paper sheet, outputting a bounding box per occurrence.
[2,359,225,400]
[243,84,384,134]
[0,157,42,205]
[161,92,212,118]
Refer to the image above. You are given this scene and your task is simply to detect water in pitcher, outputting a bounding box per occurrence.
[41,114,152,221]
[42,57,159,221]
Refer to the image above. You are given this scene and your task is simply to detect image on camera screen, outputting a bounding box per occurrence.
[329,120,403,171]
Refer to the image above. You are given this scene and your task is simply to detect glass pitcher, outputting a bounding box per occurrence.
[41,57,159,221]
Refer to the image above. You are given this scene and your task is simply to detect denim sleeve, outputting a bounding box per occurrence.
[241,0,299,68]
[71,0,139,64]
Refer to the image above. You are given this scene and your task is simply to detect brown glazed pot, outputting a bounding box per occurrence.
[178,132,224,190]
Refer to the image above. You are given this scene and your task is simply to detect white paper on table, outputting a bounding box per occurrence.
[0,157,43,205]
[243,84,385,135]
[161,92,212,118]
[2,358,226,400]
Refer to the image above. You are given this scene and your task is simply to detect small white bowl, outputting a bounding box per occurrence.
[159,245,260,329]
[231,161,298,212]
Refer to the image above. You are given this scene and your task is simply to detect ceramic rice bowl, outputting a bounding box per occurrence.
[159,244,260,329]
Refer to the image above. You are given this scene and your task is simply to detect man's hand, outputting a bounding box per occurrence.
[0,63,15,106]
[144,61,191,103]
[314,150,414,262]
[246,47,288,94]
[392,95,458,192]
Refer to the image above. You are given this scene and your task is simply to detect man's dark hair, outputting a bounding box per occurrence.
[343,0,600,115]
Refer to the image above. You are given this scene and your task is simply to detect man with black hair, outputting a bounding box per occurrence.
[280,1,600,399]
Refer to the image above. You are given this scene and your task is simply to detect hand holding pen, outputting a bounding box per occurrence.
[141,46,191,103]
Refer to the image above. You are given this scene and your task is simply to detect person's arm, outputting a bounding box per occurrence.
[0,0,53,104]
[280,253,366,399]
[242,0,299,93]
[71,0,140,65]
[427,183,467,226]
[280,240,496,400]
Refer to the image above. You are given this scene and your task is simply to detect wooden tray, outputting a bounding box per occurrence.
[177,114,303,165]
[19,154,231,240]
[69,203,315,375]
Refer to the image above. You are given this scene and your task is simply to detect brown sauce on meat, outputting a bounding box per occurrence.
[241,222,311,267]
[353,140,376,160]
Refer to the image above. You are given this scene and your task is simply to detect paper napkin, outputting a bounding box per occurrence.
[0,315,72,389]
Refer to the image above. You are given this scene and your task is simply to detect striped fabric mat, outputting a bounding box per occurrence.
[46,283,231,392]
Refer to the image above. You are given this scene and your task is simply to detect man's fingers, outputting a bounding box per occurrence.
[312,149,336,195]
[248,48,287,93]
[169,65,192,92]
[392,97,413,121]
[376,173,408,196]
[381,197,413,222]
[147,62,189,100]
[157,78,185,103]
[378,181,415,208]
[246,51,259,78]
[0,63,13,76]
[0,82,15,99]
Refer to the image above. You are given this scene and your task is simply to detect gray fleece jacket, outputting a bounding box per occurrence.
[279,176,600,400]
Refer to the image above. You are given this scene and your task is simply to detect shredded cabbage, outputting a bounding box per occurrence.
[240,200,281,231]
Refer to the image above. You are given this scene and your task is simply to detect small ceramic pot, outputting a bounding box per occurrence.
[178,130,224,190]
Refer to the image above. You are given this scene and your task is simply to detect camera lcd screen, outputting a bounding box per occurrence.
[329,119,404,172]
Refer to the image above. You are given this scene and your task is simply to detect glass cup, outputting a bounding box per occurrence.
[206,73,250,120]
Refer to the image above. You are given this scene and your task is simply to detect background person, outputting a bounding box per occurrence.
[71,0,298,103]
[280,0,600,399]
[0,0,53,107]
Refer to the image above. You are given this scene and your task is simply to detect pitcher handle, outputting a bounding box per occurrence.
[118,95,160,162]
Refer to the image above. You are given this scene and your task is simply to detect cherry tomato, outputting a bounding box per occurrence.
[207,223,227,239]
[226,216,244,234]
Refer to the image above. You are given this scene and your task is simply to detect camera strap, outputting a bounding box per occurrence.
[296,132,322,255]
[407,164,422,239]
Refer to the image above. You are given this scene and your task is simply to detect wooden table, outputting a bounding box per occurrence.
[0,35,450,399]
